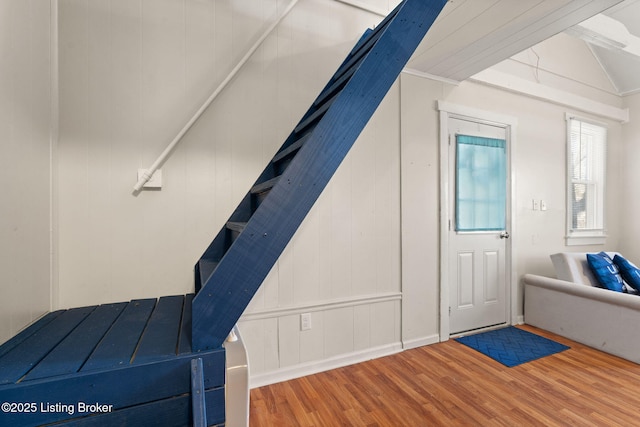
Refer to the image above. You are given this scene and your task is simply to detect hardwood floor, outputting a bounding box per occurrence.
[249,325,640,426]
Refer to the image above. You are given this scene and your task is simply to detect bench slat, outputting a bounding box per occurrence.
[81,299,156,372]
[0,306,96,385]
[178,294,194,355]
[133,295,184,363]
[23,303,128,381]
[0,311,64,359]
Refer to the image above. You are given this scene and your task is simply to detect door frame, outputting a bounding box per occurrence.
[437,100,519,341]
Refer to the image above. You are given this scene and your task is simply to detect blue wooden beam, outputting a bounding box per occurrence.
[191,358,207,427]
[0,351,225,426]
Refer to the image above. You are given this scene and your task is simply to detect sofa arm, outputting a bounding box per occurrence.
[523,274,640,311]
[524,273,640,363]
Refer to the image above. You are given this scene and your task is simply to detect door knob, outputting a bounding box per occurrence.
[499,231,510,239]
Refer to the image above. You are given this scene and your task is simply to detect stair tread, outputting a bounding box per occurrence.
[314,60,359,108]
[199,259,219,273]
[226,221,248,233]
[198,259,219,288]
[334,21,387,82]
[296,5,400,146]
[339,6,398,76]
[273,133,311,163]
[349,28,373,57]
[294,92,339,134]
[348,5,398,57]
[251,176,280,194]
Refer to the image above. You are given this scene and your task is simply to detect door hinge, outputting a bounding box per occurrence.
[449,306,451,316]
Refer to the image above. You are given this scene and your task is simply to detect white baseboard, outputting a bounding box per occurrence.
[402,334,440,350]
[249,342,403,389]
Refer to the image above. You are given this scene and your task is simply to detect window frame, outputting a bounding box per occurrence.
[565,113,607,246]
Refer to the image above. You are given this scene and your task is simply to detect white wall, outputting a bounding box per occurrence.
[495,33,622,107]
[620,92,640,262]
[54,0,627,386]
[399,75,441,347]
[0,0,53,344]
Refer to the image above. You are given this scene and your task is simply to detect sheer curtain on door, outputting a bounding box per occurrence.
[455,135,507,232]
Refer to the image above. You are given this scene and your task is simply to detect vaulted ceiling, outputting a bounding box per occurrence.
[406,0,639,95]
[587,0,640,95]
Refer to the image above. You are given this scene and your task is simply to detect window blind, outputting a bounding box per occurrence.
[568,118,606,234]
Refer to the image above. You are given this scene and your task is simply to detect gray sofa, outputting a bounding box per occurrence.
[523,252,640,364]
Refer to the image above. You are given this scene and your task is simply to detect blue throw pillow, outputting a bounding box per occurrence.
[613,254,640,292]
[586,252,625,292]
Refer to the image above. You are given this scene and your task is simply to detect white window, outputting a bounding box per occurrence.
[566,115,607,245]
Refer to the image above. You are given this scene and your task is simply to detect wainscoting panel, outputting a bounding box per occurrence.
[239,293,401,384]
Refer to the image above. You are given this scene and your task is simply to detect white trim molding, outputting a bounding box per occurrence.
[402,68,461,87]
[333,0,388,16]
[437,101,519,342]
[437,101,519,127]
[50,0,60,312]
[471,68,629,123]
[564,113,608,246]
[565,234,608,246]
[402,334,440,350]
[240,292,402,322]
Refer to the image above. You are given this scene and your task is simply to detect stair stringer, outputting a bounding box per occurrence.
[192,0,447,351]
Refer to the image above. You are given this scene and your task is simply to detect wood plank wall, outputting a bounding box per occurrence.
[0,0,52,344]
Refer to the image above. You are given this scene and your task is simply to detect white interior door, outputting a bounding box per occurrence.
[448,117,509,335]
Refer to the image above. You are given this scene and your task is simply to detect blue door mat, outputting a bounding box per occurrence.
[455,326,570,367]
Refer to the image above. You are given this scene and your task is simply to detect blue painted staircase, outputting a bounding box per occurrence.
[192,0,447,351]
[0,1,446,425]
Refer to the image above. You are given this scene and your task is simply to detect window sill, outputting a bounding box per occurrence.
[565,234,607,246]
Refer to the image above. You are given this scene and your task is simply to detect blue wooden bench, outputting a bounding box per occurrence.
[0,295,226,426]
[0,1,445,425]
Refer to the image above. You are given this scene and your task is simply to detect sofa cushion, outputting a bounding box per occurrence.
[587,252,625,292]
[613,254,640,292]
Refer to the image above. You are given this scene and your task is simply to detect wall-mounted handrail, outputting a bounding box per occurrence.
[334,0,386,17]
[133,0,300,193]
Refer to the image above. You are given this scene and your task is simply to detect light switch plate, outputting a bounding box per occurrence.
[300,313,312,331]
[532,199,539,211]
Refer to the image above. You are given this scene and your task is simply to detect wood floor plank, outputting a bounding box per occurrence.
[250,325,640,426]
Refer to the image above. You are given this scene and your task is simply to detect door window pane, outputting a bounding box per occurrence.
[455,135,507,232]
